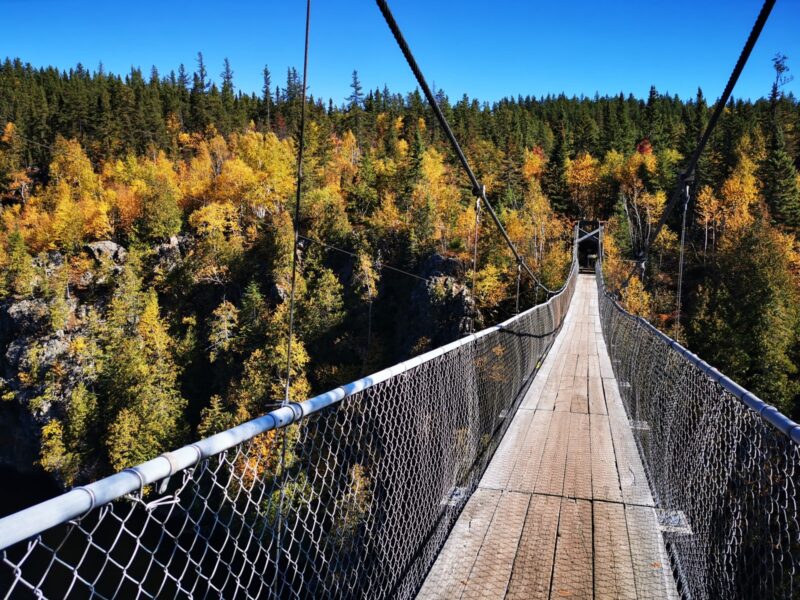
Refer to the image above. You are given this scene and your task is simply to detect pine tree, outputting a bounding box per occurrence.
[196,52,209,92]
[348,70,364,144]
[348,70,363,109]
[262,65,272,128]
[542,129,571,214]
[762,127,800,229]
[102,275,187,470]
[4,230,36,297]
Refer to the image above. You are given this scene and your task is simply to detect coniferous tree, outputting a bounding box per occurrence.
[262,65,272,129]
[763,124,800,229]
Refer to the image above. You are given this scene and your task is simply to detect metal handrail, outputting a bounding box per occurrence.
[595,232,800,444]
[0,233,580,551]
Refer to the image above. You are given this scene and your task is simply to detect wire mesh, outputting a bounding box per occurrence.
[596,263,800,599]
[0,262,577,600]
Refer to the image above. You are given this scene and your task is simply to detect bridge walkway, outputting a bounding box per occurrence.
[418,275,678,599]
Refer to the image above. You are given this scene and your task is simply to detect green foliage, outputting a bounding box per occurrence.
[208,300,239,362]
[689,220,800,415]
[1,53,799,492]
[4,230,36,298]
[98,265,188,471]
[298,266,345,342]
[762,129,800,229]
[331,464,372,550]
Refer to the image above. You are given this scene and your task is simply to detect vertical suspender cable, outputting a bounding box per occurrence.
[645,0,776,258]
[619,0,774,292]
[276,0,311,585]
[470,197,481,333]
[674,184,689,342]
[363,260,377,374]
[515,261,522,315]
[283,0,312,410]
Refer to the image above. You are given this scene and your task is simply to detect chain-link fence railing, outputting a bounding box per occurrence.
[0,254,577,599]
[596,260,800,599]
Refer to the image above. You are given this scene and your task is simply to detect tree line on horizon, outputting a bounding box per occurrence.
[0,53,798,490]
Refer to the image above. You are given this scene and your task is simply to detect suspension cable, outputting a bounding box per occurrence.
[645,0,776,260]
[375,0,556,296]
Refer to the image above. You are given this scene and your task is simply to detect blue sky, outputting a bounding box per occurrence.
[1,0,798,104]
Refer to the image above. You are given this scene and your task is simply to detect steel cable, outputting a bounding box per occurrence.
[375,0,556,296]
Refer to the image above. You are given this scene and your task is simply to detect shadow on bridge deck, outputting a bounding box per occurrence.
[418,275,678,600]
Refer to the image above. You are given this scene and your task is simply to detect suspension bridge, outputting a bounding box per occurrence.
[2,0,799,597]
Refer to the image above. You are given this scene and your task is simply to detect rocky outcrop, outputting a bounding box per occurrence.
[84,240,128,264]
[0,298,49,344]
[401,253,480,356]
[154,235,191,274]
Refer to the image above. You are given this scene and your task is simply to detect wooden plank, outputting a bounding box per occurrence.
[597,335,615,379]
[568,320,581,355]
[562,351,578,376]
[593,501,637,599]
[422,276,673,600]
[554,374,575,413]
[570,372,589,414]
[587,326,599,355]
[563,413,592,500]
[551,498,593,599]
[590,414,623,503]
[460,491,530,600]
[416,488,501,599]
[626,506,679,599]
[537,370,561,412]
[520,362,551,411]
[481,410,534,490]
[575,351,588,379]
[521,330,568,411]
[609,416,655,506]
[603,379,653,506]
[505,494,561,600]
[602,377,627,417]
[534,412,570,496]
[588,353,601,379]
[588,376,607,415]
[507,410,552,493]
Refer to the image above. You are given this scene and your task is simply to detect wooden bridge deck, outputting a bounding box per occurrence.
[418,275,677,600]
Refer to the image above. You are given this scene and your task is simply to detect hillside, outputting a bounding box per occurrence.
[0,56,798,497]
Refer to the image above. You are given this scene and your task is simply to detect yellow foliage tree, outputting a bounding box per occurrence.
[565,151,601,219]
[522,147,547,183]
[621,275,652,318]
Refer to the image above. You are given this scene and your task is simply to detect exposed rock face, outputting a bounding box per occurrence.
[0,401,40,475]
[154,235,190,274]
[0,298,49,344]
[0,298,52,472]
[84,241,128,264]
[402,254,480,356]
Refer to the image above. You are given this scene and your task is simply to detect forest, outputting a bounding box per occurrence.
[0,53,798,492]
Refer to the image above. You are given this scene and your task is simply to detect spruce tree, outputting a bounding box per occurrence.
[262,65,272,128]
[542,129,571,215]
[762,127,800,229]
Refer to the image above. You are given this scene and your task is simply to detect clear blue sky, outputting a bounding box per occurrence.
[1,0,798,104]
